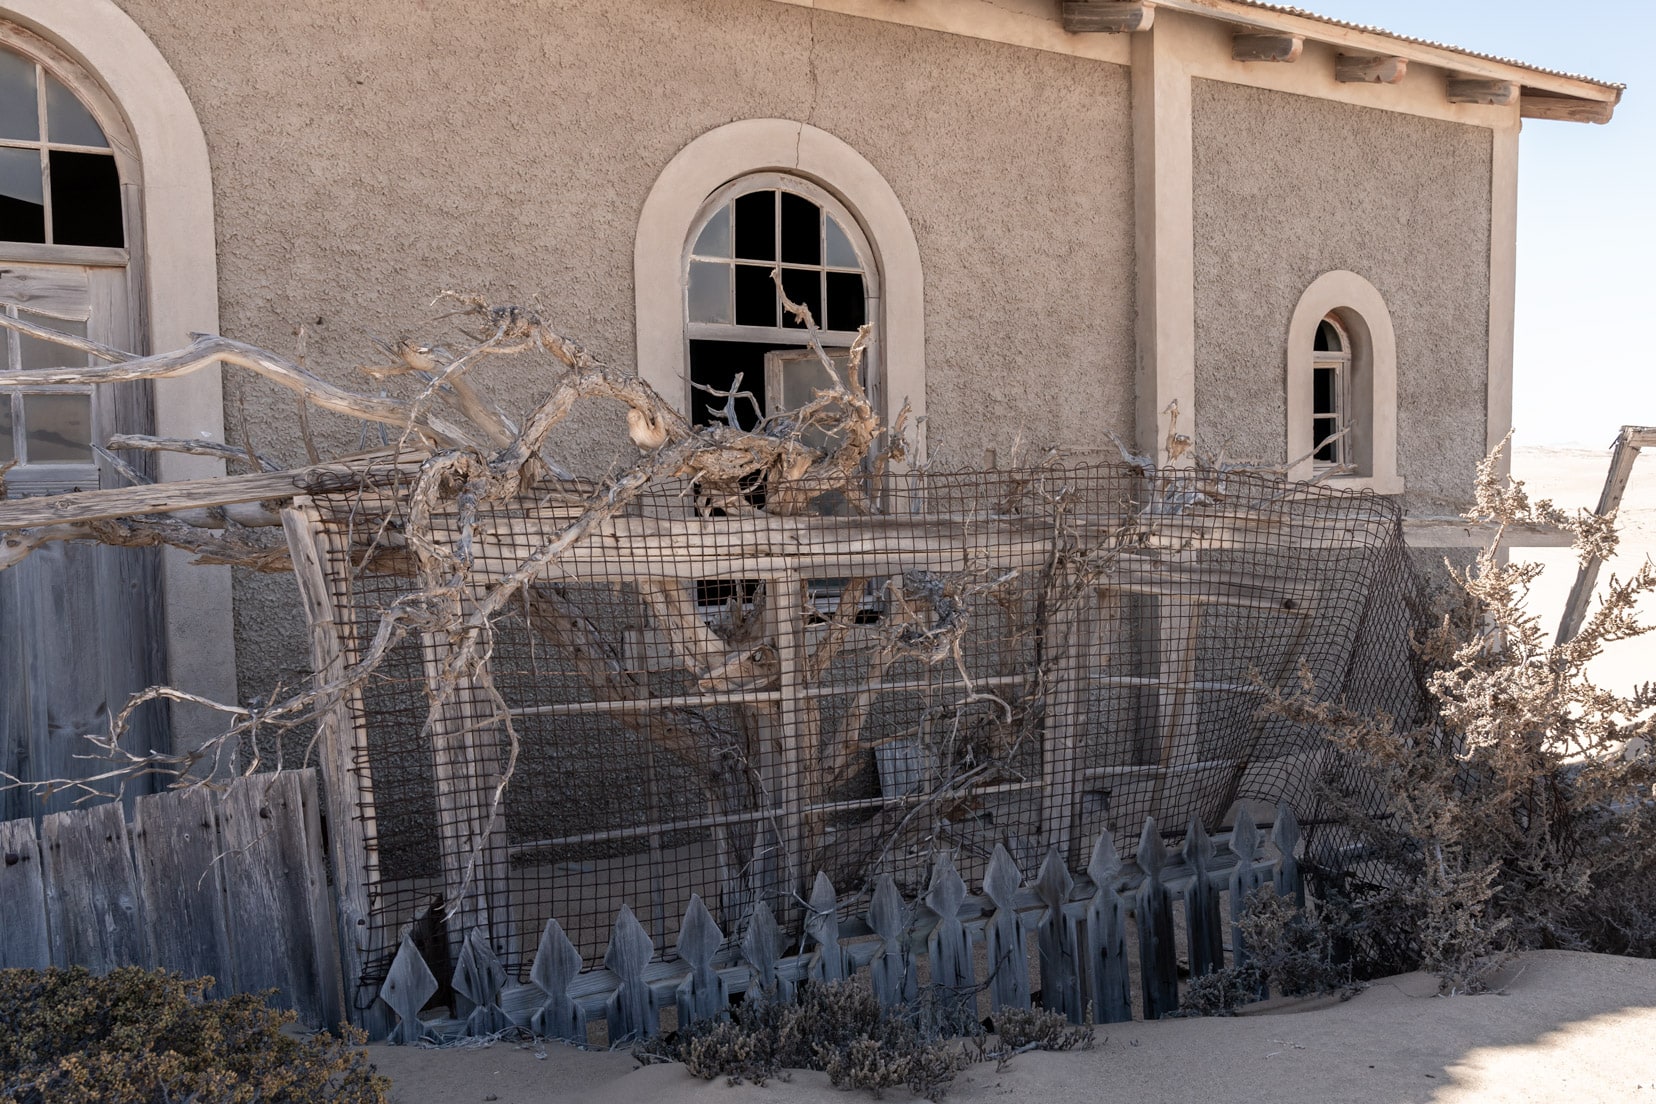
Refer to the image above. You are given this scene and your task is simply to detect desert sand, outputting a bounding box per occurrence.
[368,950,1656,1103]
[367,444,1656,1104]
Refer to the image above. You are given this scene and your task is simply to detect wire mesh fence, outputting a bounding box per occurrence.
[300,461,1421,1010]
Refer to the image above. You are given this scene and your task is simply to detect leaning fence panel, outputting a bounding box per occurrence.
[297,462,1420,1030]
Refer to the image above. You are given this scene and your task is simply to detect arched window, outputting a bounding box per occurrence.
[1286,271,1402,494]
[684,173,877,433]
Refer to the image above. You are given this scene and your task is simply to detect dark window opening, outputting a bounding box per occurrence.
[825,271,866,331]
[49,151,123,248]
[779,191,820,266]
[733,190,775,262]
[779,267,822,328]
[734,264,777,327]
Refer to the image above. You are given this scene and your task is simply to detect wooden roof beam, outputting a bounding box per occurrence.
[1335,54,1408,85]
[1232,33,1303,64]
[1446,78,1519,106]
[1521,93,1615,124]
[1062,1,1155,34]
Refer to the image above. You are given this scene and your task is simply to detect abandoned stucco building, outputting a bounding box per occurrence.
[0,0,1624,797]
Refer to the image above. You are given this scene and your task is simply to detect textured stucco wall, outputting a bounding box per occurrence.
[106,0,1136,699]
[1191,79,1492,514]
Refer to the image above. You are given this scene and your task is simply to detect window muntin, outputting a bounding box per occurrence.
[0,43,123,248]
[1311,315,1351,468]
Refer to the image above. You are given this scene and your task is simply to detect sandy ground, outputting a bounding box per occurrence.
[1510,444,1655,695]
[368,950,1656,1103]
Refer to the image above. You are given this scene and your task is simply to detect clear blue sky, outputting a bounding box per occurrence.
[1298,0,1653,448]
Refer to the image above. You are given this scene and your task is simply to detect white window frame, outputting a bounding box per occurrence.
[1286,270,1402,494]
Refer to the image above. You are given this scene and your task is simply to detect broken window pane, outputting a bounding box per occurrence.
[49,151,124,247]
[733,264,776,327]
[825,215,859,269]
[0,48,38,142]
[1313,365,1336,416]
[733,190,775,261]
[45,70,108,148]
[1313,416,1339,463]
[779,267,822,328]
[22,392,92,462]
[779,191,820,266]
[825,271,866,331]
[0,146,46,243]
[692,205,731,259]
[687,261,732,324]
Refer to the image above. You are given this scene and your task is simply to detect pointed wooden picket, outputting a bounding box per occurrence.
[453,928,509,1036]
[1085,831,1132,1024]
[741,900,791,1004]
[1134,819,1178,1019]
[982,845,1029,1014]
[603,905,658,1042]
[1034,846,1083,1024]
[380,932,438,1046]
[925,851,974,993]
[805,872,850,983]
[1182,817,1224,978]
[867,874,917,1009]
[529,918,586,1043]
[1228,808,1269,968]
[1272,803,1304,908]
[675,894,729,1027]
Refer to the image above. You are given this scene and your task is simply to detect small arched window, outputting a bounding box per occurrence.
[1311,315,1351,468]
[684,173,877,433]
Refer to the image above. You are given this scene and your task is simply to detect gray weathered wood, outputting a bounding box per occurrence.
[1134,819,1178,1019]
[454,928,510,1036]
[0,817,50,968]
[1034,847,1083,1024]
[1061,1,1154,34]
[1181,817,1224,978]
[1228,807,1270,980]
[741,900,792,1004]
[131,787,231,997]
[982,844,1029,1014]
[1521,94,1616,124]
[604,905,658,1042]
[675,894,729,1027]
[217,771,339,1027]
[806,871,850,983]
[1334,54,1408,84]
[1446,78,1518,106]
[1273,804,1304,908]
[40,801,145,972]
[1085,830,1132,1024]
[925,852,974,994]
[381,932,439,1045]
[867,874,916,1009]
[530,917,587,1043]
[1233,33,1303,62]
[1558,427,1652,643]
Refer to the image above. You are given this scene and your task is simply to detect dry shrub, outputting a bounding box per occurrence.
[989,1007,1094,1052]
[0,967,386,1104]
[1272,442,1656,992]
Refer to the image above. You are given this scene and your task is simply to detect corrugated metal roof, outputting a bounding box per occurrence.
[1225,1,1626,90]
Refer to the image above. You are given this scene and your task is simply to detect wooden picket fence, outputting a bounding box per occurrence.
[0,769,343,1028]
[377,806,1305,1045]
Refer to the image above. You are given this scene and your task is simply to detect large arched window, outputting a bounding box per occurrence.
[684,173,877,432]
[1286,271,1402,494]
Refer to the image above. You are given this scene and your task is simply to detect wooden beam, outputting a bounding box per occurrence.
[1446,79,1518,106]
[1335,54,1407,85]
[1062,1,1154,34]
[1232,33,1302,63]
[1521,94,1615,124]
[1557,426,1653,643]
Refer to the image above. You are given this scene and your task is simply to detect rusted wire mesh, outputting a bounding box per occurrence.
[306,462,1421,1002]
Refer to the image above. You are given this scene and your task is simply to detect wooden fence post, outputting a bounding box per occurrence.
[529,918,586,1043]
[1085,830,1132,1024]
[380,933,439,1046]
[1034,846,1084,1024]
[40,801,145,972]
[1182,816,1224,978]
[130,787,231,997]
[0,817,50,969]
[604,905,658,1043]
[742,901,792,1004]
[868,874,917,1009]
[925,852,975,996]
[1134,818,1179,1019]
[675,894,728,1027]
[982,844,1029,1014]
[805,872,849,983]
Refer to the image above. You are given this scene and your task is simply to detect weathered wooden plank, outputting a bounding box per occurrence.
[283,505,387,1036]
[380,933,439,1046]
[925,852,974,994]
[742,900,793,1005]
[867,874,917,1010]
[982,845,1029,1014]
[1520,94,1615,124]
[1334,54,1407,84]
[1446,79,1518,106]
[130,787,232,997]
[1062,2,1155,34]
[0,817,50,968]
[1085,831,1132,1024]
[1273,804,1304,908]
[40,801,145,972]
[453,928,510,1036]
[805,871,850,983]
[1181,818,1224,979]
[529,917,587,1043]
[0,266,90,318]
[1034,847,1083,1024]
[217,771,337,1026]
[675,894,729,1027]
[604,905,658,1043]
[1558,427,1651,643]
[1134,819,1178,1019]
[1228,808,1271,999]
[1233,33,1303,62]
